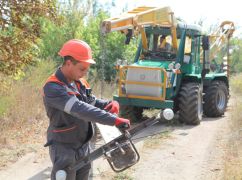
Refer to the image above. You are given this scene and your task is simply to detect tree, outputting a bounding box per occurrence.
[0,0,58,75]
[39,0,93,64]
[230,38,242,73]
[76,10,136,82]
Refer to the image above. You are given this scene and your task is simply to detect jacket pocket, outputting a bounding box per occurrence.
[53,125,77,133]
[52,124,79,144]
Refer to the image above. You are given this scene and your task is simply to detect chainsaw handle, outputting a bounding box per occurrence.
[116,123,130,132]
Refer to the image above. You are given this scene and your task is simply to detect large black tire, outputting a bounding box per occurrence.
[119,105,143,122]
[178,82,203,125]
[203,80,228,117]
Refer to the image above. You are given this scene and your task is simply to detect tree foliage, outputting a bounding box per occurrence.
[39,2,137,82]
[0,0,58,75]
[76,10,137,82]
[230,38,242,73]
[3,0,241,82]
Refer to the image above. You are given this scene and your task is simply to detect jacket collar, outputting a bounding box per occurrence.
[55,67,82,90]
[55,67,70,86]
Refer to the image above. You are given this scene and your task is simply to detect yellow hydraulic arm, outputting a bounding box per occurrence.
[208,21,235,77]
[209,21,235,61]
[101,6,178,50]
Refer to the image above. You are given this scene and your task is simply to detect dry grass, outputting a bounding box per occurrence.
[223,101,242,179]
[143,130,171,149]
[0,60,118,168]
[223,74,242,179]
[0,60,55,168]
[0,86,49,169]
[112,172,133,180]
[90,79,117,100]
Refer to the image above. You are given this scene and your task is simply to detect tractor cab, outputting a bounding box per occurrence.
[134,24,202,74]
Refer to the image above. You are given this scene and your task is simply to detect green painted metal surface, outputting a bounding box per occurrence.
[184,72,227,80]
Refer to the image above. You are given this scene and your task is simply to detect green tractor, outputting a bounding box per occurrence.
[101,6,235,125]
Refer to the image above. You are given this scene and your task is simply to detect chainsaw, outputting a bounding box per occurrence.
[56,116,159,180]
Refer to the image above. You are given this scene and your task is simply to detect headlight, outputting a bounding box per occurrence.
[168,63,174,70]
[175,63,181,70]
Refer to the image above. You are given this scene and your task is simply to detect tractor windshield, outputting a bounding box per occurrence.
[141,33,177,61]
[140,34,193,62]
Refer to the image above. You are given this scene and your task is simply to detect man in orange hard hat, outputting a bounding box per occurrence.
[43,39,130,180]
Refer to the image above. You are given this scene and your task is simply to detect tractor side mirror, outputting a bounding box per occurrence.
[201,35,210,78]
[202,35,209,51]
[125,29,133,45]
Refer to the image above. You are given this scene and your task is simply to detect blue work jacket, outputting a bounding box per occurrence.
[43,68,116,148]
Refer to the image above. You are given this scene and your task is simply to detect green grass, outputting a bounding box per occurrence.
[0,96,14,117]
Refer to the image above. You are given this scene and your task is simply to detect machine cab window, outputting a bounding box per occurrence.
[157,35,173,52]
[142,33,176,61]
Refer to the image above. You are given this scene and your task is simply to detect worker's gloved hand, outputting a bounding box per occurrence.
[104,101,120,114]
[115,117,130,131]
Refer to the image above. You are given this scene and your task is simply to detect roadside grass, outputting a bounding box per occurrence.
[223,74,242,179]
[0,74,14,117]
[0,60,117,168]
[96,168,134,180]
[0,60,56,168]
[90,79,116,100]
[112,171,134,180]
[0,96,14,119]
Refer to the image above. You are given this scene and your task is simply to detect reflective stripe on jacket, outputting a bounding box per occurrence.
[43,68,116,148]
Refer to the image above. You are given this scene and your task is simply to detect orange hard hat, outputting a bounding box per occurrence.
[58,39,96,64]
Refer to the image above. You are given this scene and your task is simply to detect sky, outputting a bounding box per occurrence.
[102,0,241,37]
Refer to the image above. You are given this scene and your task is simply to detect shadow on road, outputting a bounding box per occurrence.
[28,167,51,180]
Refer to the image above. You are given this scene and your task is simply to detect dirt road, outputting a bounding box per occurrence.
[0,109,231,180]
[92,114,230,180]
[133,117,228,180]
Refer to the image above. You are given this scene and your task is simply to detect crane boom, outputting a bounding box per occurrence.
[101,6,177,33]
[101,6,178,50]
[209,21,235,61]
[208,21,235,77]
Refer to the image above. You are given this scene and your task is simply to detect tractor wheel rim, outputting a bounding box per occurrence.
[217,89,226,110]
